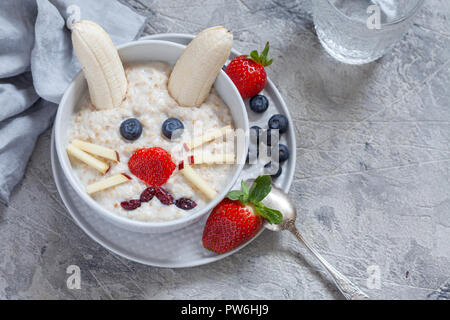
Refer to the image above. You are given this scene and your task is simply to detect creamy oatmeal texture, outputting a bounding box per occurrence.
[69,62,235,222]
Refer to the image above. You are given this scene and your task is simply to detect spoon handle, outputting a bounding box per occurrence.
[285,221,369,300]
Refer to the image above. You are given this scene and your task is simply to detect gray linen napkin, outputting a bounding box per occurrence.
[0,0,147,204]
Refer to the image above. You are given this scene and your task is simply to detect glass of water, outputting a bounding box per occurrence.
[312,0,424,64]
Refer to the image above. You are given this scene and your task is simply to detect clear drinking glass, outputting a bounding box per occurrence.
[312,0,424,64]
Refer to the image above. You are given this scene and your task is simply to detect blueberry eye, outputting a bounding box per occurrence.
[162,118,184,140]
[120,118,142,141]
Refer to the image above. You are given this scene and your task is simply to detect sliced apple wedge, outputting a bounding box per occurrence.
[67,144,110,174]
[184,125,233,150]
[179,163,218,200]
[188,153,235,165]
[86,173,131,194]
[72,139,119,162]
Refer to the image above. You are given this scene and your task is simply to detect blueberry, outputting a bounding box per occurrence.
[120,118,142,141]
[264,162,282,178]
[246,126,262,164]
[249,95,269,113]
[278,144,289,162]
[162,118,184,140]
[250,125,261,144]
[246,145,260,164]
[268,114,289,134]
[265,129,273,146]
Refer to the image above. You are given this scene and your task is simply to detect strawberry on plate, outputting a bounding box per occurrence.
[225,42,273,99]
[202,175,282,254]
[128,147,176,187]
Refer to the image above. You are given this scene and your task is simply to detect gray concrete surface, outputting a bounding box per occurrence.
[1,0,449,300]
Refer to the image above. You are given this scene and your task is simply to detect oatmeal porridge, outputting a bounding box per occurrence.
[68,62,235,222]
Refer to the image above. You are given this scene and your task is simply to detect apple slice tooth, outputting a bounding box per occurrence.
[86,173,131,194]
[188,153,235,165]
[72,139,119,162]
[67,144,110,174]
[184,126,233,151]
[179,162,218,200]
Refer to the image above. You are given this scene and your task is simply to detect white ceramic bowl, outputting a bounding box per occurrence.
[55,40,248,234]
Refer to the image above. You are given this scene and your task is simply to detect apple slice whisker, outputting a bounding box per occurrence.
[184,126,233,151]
[67,144,110,174]
[185,153,235,165]
[86,173,131,194]
[72,139,119,162]
[179,163,218,200]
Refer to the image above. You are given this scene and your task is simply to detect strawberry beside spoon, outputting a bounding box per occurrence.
[203,175,370,300]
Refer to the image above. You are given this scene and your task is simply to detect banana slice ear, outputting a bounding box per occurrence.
[72,20,127,110]
[168,26,233,107]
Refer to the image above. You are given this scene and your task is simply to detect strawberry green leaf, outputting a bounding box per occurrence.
[248,175,272,203]
[250,50,259,61]
[227,181,250,204]
[255,202,283,225]
[246,42,274,67]
[239,193,248,204]
[227,190,244,201]
[261,42,270,59]
[241,180,250,195]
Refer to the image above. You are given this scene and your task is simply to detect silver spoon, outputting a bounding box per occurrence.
[257,181,370,300]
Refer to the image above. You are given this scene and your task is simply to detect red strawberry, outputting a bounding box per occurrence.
[202,176,282,253]
[225,42,273,99]
[128,147,176,187]
[203,198,262,253]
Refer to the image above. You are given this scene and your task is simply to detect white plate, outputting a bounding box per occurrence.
[50,34,296,267]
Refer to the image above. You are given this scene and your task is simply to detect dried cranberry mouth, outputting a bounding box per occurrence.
[175,198,197,210]
[140,187,156,202]
[120,186,197,211]
[155,187,174,205]
[120,199,141,210]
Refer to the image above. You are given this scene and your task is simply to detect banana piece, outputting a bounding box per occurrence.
[71,20,127,109]
[168,26,233,107]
